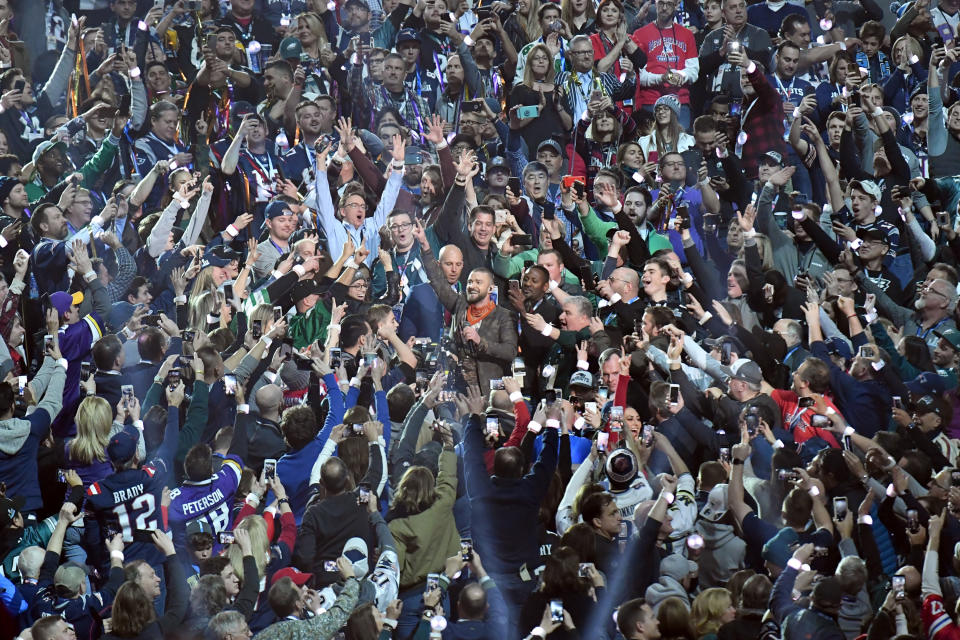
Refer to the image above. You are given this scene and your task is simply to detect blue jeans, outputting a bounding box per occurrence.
[488,571,537,630]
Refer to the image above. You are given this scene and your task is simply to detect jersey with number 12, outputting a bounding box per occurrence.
[85,464,166,564]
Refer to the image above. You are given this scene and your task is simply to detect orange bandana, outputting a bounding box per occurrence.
[465,299,496,325]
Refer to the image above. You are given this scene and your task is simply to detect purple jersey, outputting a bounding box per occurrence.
[168,455,243,548]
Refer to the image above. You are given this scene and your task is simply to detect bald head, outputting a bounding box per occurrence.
[489,390,511,413]
[18,546,44,580]
[612,267,640,298]
[255,384,283,418]
[458,582,488,620]
[320,456,351,495]
[438,245,465,285]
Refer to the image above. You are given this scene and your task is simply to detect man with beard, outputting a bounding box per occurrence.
[416,224,517,393]
[398,244,464,341]
[432,152,504,291]
[329,0,404,51]
[25,128,122,203]
[507,264,560,397]
[30,203,112,296]
[0,177,34,281]
[471,15,518,100]
[252,200,301,281]
[281,99,336,185]
[260,61,294,138]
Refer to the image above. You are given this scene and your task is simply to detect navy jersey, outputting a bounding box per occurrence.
[84,464,166,566]
[168,455,243,548]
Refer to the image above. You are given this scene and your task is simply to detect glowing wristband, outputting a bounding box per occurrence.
[110,550,125,561]
[808,486,820,497]
[859,515,873,525]
[238,403,250,414]
[129,67,141,78]
[577,359,589,370]
[464,35,475,46]
[133,420,143,430]
[662,491,675,504]
[746,61,757,74]
[509,391,524,403]
[843,426,855,436]
[527,421,543,433]
[609,293,622,304]
[545,419,560,429]
[540,323,555,337]
[0,236,7,248]
[226,224,239,237]
[787,558,802,570]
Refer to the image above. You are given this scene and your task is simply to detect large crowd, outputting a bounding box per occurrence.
[3,0,960,638]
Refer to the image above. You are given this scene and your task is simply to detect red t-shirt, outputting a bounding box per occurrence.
[771,389,841,448]
[630,22,697,107]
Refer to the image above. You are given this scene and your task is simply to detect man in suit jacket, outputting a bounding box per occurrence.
[506,264,560,399]
[122,324,182,400]
[417,227,518,394]
[398,245,464,342]
[774,318,811,373]
[91,334,126,410]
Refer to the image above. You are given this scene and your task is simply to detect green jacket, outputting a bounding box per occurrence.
[288,302,333,349]
[388,448,460,589]
[578,205,672,255]
[1,516,56,581]
[25,137,120,202]
[174,380,210,467]
[492,247,585,286]
[253,577,360,640]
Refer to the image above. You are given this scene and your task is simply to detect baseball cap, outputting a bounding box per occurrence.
[849,179,882,202]
[278,37,303,60]
[0,495,24,529]
[107,424,140,465]
[856,228,889,244]
[271,566,314,587]
[699,484,728,522]
[50,291,83,316]
[537,139,563,156]
[824,337,853,362]
[915,394,948,417]
[343,537,369,577]
[185,519,214,537]
[291,277,326,303]
[202,245,241,269]
[936,329,960,351]
[762,151,784,166]
[31,139,67,165]
[486,156,509,174]
[396,28,421,44]
[730,359,762,386]
[569,370,594,388]
[265,200,296,220]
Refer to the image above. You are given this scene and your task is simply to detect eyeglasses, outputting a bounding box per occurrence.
[350,281,369,289]
[389,222,413,231]
[571,49,594,56]
[343,201,367,210]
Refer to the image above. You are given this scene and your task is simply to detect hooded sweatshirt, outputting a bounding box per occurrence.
[695,519,746,588]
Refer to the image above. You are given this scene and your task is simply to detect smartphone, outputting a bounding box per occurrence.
[892,575,906,600]
[597,386,609,403]
[729,101,742,117]
[358,483,371,504]
[43,334,53,351]
[777,469,799,481]
[132,529,158,544]
[426,573,440,591]
[833,497,848,522]
[596,431,609,452]
[460,538,473,561]
[728,40,741,52]
[182,329,195,343]
[720,342,733,366]
[938,22,955,43]
[544,388,558,404]
[798,397,815,409]
[490,378,505,391]
[646,150,659,164]
[811,414,830,428]
[167,368,180,389]
[512,234,533,246]
[516,105,540,119]
[121,385,134,405]
[57,469,66,483]
[263,458,276,479]
[323,559,338,571]
[13,79,24,93]
[486,417,499,436]
[549,600,564,623]
[858,345,876,359]
[273,305,283,322]
[542,201,556,220]
[404,145,421,165]
[80,361,92,380]
[363,352,377,367]
[223,373,237,395]
[507,176,522,194]
[512,357,526,376]
[642,424,655,447]
[585,401,598,414]
[251,319,263,340]
[294,353,314,371]
[937,211,951,227]
[17,375,25,396]
[461,99,483,113]
[578,562,592,577]
[813,545,829,558]
[329,347,342,368]
[218,531,235,545]
[745,411,759,435]
[720,447,731,463]
[668,383,680,406]
[142,314,161,327]
[892,395,904,410]
[609,406,623,431]
[907,508,919,533]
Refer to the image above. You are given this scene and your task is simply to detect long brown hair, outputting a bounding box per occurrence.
[391,466,438,515]
[111,581,156,638]
[344,602,380,640]
[539,546,590,599]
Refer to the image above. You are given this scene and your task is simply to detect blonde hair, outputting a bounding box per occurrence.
[391,466,438,515]
[296,12,330,51]
[187,288,221,331]
[247,303,275,334]
[523,44,557,87]
[691,587,732,637]
[738,233,774,271]
[228,515,269,585]
[518,0,544,42]
[892,35,922,66]
[68,397,112,465]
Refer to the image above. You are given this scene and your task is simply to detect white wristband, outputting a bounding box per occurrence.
[91,215,104,228]
[843,426,855,436]
[787,558,802,570]
[826,406,836,415]
[292,264,306,277]
[238,403,250,414]
[129,66,141,78]
[808,486,820,497]
[174,295,187,304]
[549,279,560,290]
[576,359,589,370]
[509,391,524,403]
[261,337,273,347]
[382,619,398,630]
[345,258,359,270]
[527,421,543,433]
[132,420,143,430]
[540,323,555,337]
[838,41,847,51]
[662,491,675,504]
[873,107,884,117]
[110,550,125,561]
[350,377,362,387]
[226,224,239,237]
[773,439,785,449]
[859,515,873,525]
[327,323,342,331]
[699,311,713,324]
[0,235,7,248]
[272,270,284,280]
[57,358,69,370]
[545,419,560,429]
[436,139,448,151]
[245,493,261,506]
[608,293,622,304]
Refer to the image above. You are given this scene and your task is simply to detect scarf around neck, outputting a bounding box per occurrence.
[466,299,496,325]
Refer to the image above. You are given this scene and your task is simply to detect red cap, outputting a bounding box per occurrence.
[271,567,313,587]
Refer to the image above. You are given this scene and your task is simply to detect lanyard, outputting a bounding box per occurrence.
[774,73,795,96]
[148,132,181,157]
[918,316,949,339]
[243,149,275,180]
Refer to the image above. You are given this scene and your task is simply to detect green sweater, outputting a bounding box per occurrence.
[288,302,333,349]
[25,137,120,202]
[578,205,672,255]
